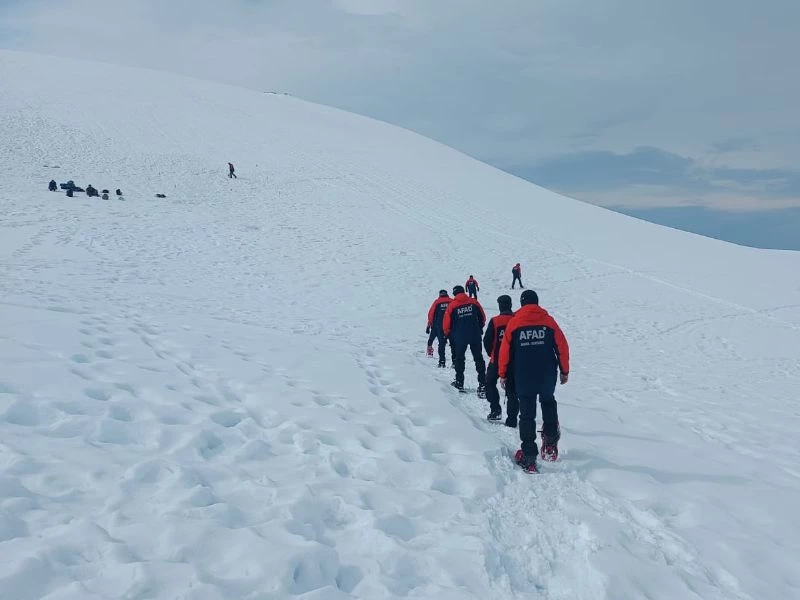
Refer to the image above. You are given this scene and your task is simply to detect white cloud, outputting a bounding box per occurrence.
[2,0,799,209]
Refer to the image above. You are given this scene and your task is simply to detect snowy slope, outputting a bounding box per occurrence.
[1,50,799,600]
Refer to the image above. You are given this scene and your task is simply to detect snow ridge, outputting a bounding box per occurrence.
[1,50,799,600]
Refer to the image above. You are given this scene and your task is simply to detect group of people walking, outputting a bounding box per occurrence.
[425,263,570,473]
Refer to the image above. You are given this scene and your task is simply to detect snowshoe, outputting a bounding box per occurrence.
[540,425,560,462]
[487,408,502,421]
[514,449,538,474]
[476,384,486,399]
[426,345,434,357]
[540,442,558,462]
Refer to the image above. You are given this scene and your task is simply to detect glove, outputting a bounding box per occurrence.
[500,378,506,390]
[560,372,569,385]
[426,326,431,334]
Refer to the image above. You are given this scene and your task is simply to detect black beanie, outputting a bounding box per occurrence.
[452,285,465,295]
[497,295,512,311]
[520,290,539,306]
[439,289,448,297]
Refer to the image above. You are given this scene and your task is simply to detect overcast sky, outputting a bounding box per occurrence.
[2,0,799,212]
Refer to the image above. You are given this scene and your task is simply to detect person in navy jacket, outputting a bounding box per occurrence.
[483,295,517,424]
[511,263,523,289]
[465,276,480,299]
[499,290,570,472]
[444,285,486,393]
[426,289,451,367]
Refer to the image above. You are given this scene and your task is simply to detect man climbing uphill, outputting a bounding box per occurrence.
[499,290,569,473]
[426,289,451,367]
[512,263,523,289]
[483,295,517,423]
[228,162,237,179]
[443,285,486,395]
[465,275,480,299]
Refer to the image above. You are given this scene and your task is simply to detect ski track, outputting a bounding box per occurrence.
[1,51,800,600]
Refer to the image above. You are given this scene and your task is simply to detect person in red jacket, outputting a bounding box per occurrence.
[443,285,486,394]
[465,275,480,299]
[512,263,523,289]
[499,289,569,473]
[426,289,451,367]
[483,295,517,423]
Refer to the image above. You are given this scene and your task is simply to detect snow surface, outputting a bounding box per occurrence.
[1,50,800,600]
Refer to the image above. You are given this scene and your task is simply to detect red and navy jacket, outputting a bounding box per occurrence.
[483,311,515,364]
[512,264,521,276]
[498,304,569,395]
[443,292,486,340]
[427,297,451,332]
[465,277,479,293]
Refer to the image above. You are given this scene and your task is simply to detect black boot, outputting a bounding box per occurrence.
[451,380,464,391]
[487,408,501,421]
[504,417,517,428]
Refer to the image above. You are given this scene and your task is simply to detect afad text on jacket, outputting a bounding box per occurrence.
[498,304,569,396]
[483,312,514,364]
[443,292,486,341]
[427,297,452,332]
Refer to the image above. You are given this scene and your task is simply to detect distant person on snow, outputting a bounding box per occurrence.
[48,180,58,192]
[443,285,486,395]
[512,263,523,289]
[228,162,237,179]
[86,184,99,198]
[465,275,480,299]
[499,290,570,473]
[483,295,518,424]
[66,188,74,197]
[426,289,452,368]
[115,189,123,196]
[101,192,109,200]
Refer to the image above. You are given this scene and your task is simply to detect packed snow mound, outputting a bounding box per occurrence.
[1,50,799,600]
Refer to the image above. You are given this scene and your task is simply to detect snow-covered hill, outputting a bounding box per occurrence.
[1,50,799,600]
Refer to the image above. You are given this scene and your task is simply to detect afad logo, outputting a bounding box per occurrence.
[519,328,546,341]
[456,305,474,316]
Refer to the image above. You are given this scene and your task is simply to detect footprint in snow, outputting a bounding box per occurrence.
[210,410,243,428]
[85,388,111,401]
